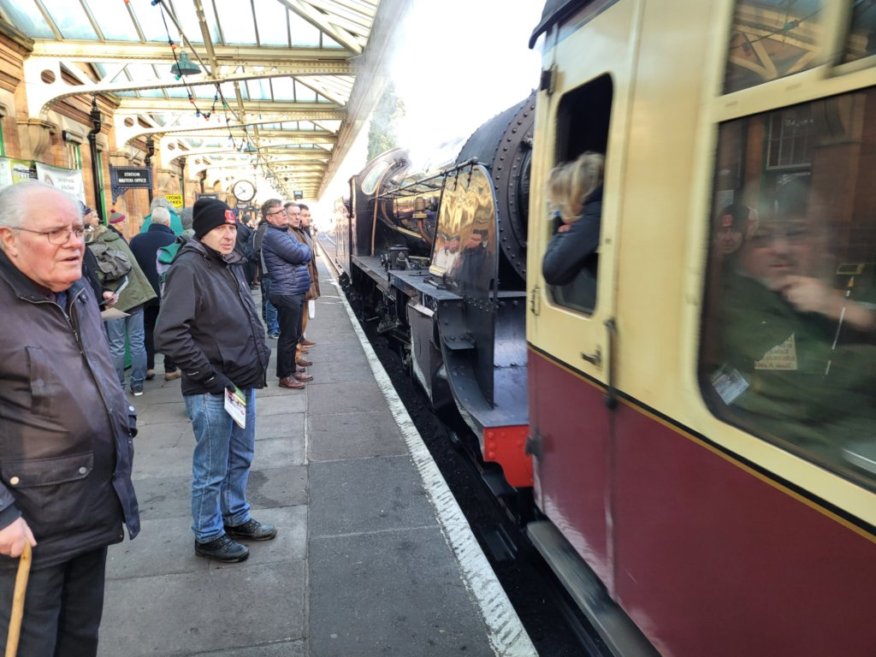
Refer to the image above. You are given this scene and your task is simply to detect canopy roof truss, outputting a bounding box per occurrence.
[1,0,406,199]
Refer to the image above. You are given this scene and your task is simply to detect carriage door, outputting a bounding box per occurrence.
[527,0,638,585]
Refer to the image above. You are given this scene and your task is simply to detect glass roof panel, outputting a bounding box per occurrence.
[165,86,189,98]
[128,0,174,42]
[92,7,139,41]
[246,79,271,101]
[294,82,316,102]
[167,0,203,43]
[41,0,97,39]
[271,77,295,101]
[215,0,257,45]
[193,84,218,99]
[127,63,160,82]
[0,0,54,38]
[253,0,288,46]
[138,88,165,98]
[289,11,321,47]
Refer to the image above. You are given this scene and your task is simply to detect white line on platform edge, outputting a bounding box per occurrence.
[324,255,537,657]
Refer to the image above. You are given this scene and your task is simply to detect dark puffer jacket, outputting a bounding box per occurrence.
[154,239,270,395]
[0,251,140,571]
[262,224,311,296]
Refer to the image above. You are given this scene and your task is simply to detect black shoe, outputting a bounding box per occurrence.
[195,535,249,562]
[224,518,277,541]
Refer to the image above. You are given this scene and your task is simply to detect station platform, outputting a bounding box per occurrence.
[95,255,537,657]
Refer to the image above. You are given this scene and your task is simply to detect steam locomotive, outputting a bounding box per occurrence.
[324,1,876,656]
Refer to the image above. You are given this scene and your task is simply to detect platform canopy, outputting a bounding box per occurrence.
[0,0,408,199]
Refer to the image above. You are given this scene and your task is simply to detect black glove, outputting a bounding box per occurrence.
[203,372,235,395]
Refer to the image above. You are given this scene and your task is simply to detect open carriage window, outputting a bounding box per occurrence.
[700,90,876,489]
[542,74,612,315]
[723,0,825,94]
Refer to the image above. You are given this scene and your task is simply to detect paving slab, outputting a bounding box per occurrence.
[307,380,389,415]
[310,528,494,657]
[98,561,306,657]
[309,456,434,538]
[309,410,407,461]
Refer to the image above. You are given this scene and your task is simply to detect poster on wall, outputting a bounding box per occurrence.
[35,162,85,202]
[0,158,37,187]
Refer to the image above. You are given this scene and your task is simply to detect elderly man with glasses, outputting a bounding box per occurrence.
[0,181,139,656]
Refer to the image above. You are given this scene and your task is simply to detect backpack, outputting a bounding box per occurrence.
[88,240,132,284]
[156,234,190,296]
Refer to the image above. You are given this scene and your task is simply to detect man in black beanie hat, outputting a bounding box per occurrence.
[155,197,275,563]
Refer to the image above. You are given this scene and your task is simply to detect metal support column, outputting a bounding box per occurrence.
[87,97,105,221]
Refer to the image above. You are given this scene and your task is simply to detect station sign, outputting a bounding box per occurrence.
[110,166,152,189]
[164,193,184,209]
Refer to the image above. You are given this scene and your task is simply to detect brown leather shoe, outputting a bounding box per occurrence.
[296,358,313,367]
[300,338,317,347]
[278,376,305,389]
[294,372,314,383]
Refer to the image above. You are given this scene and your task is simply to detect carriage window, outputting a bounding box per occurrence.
[724,0,824,94]
[542,74,612,315]
[700,89,876,489]
[842,2,876,64]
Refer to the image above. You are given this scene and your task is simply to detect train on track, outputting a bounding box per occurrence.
[321,1,876,656]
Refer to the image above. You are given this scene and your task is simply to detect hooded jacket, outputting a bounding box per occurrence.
[154,239,270,395]
[0,251,140,570]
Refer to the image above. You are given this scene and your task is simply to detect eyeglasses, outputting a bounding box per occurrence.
[266,209,285,217]
[13,224,86,245]
[749,226,810,248]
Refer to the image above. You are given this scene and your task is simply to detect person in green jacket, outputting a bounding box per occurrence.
[85,212,157,396]
[709,180,876,478]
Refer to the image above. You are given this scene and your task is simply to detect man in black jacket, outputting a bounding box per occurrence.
[129,206,180,381]
[0,181,139,656]
[155,197,273,563]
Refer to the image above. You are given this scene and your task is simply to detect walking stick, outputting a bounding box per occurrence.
[5,543,32,657]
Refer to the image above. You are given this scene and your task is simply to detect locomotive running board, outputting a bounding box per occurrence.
[527,521,660,657]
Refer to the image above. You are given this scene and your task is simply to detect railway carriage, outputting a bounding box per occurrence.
[327,1,876,655]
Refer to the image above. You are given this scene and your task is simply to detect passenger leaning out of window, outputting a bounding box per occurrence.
[541,152,604,313]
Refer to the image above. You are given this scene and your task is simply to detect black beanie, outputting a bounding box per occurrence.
[193,198,236,239]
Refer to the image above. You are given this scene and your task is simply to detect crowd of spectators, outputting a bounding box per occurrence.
[0,182,323,654]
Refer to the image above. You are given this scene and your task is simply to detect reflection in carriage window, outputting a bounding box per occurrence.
[723,0,824,94]
[843,1,876,64]
[700,90,876,489]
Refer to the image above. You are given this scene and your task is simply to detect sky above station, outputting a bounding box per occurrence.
[316,0,544,220]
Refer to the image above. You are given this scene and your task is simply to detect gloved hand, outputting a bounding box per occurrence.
[203,372,235,395]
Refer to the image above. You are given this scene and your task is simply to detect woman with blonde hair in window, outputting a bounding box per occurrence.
[542,151,605,313]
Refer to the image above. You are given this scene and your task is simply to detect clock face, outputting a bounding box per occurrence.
[232,180,256,202]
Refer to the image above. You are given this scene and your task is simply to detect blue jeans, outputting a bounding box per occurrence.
[105,304,147,390]
[260,276,279,334]
[184,388,257,542]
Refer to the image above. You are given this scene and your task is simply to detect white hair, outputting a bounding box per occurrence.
[0,181,80,229]
[151,197,174,211]
[152,206,171,225]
